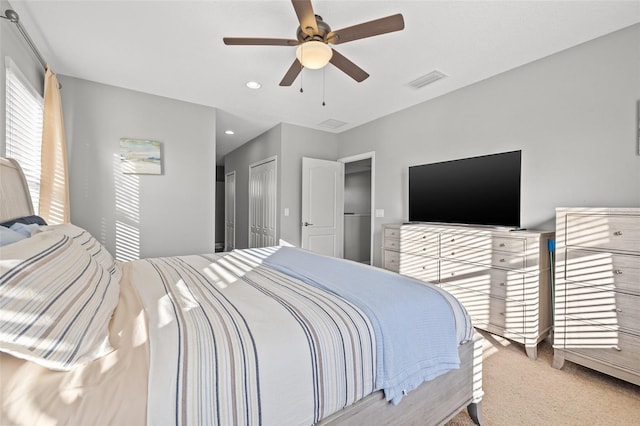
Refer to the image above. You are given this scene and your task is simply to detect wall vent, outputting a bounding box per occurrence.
[408,70,447,89]
[318,118,347,129]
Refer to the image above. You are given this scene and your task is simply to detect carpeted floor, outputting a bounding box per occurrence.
[446,330,640,426]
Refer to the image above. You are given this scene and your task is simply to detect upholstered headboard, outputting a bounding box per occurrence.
[0,157,34,223]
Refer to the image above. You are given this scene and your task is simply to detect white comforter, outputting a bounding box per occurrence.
[130,249,376,426]
[132,247,472,425]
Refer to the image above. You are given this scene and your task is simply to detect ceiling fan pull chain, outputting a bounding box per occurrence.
[300,49,304,93]
[322,67,326,106]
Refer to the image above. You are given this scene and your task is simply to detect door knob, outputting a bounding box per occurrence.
[303,222,314,226]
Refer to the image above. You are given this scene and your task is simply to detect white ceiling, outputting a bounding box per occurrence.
[7,1,640,164]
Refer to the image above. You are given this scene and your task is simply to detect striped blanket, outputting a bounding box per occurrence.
[128,249,376,426]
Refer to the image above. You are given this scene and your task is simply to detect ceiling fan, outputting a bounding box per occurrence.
[223,0,405,86]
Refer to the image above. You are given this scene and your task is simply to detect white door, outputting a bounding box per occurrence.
[301,157,344,257]
[249,157,277,248]
[224,171,236,251]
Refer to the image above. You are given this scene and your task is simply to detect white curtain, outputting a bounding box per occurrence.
[39,67,70,224]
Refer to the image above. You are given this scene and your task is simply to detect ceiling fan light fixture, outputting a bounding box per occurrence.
[296,41,332,69]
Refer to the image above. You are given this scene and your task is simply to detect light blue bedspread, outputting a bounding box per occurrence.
[263,246,467,405]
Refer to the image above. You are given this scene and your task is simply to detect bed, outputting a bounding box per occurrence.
[0,157,483,426]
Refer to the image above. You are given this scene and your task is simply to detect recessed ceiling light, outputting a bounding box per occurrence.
[246,81,261,89]
[225,130,235,135]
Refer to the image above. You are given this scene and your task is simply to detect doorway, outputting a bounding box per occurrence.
[340,153,374,265]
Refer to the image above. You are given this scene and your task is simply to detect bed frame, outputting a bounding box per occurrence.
[324,332,483,425]
[0,157,483,425]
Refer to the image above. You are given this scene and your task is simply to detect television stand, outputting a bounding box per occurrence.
[382,222,554,360]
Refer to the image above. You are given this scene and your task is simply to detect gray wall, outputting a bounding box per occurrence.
[59,75,217,259]
[337,24,640,266]
[0,0,44,155]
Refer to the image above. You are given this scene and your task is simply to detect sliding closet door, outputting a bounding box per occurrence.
[248,156,277,248]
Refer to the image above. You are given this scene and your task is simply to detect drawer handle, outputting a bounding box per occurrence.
[612,346,622,352]
[499,243,506,247]
[613,270,623,275]
[451,252,455,256]
[611,308,622,313]
[499,258,506,263]
[450,238,455,242]
[422,235,426,239]
[499,282,506,287]
[499,312,505,316]
[613,231,623,236]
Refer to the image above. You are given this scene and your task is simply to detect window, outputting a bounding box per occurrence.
[5,57,43,213]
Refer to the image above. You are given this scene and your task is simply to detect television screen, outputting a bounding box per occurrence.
[408,150,521,228]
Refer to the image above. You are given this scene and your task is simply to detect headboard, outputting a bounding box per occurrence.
[0,157,35,223]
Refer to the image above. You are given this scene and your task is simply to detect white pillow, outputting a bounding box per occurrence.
[0,230,120,370]
[0,226,26,246]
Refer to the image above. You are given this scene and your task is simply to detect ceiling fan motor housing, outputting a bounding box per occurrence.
[297,15,332,43]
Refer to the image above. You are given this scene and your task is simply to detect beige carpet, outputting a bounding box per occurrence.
[446,330,640,426]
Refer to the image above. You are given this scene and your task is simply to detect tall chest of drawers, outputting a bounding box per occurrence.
[383,223,554,360]
[553,208,640,385]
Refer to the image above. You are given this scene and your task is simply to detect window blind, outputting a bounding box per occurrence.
[5,57,43,213]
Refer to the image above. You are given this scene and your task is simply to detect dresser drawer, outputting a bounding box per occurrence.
[441,232,526,254]
[383,250,400,272]
[383,237,401,251]
[397,252,439,282]
[384,226,439,244]
[486,296,526,336]
[492,236,526,253]
[384,250,439,282]
[559,320,640,373]
[562,249,640,295]
[565,214,640,253]
[384,237,439,257]
[440,283,525,335]
[558,283,640,335]
[441,245,526,270]
[441,232,491,252]
[440,260,527,302]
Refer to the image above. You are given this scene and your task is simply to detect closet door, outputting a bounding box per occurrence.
[224,170,236,251]
[248,156,277,248]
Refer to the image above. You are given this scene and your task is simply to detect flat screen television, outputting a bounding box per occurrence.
[408,150,521,228]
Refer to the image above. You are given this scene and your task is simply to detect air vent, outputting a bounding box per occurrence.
[408,70,447,89]
[318,119,347,129]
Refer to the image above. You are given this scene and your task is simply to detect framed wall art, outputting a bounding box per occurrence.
[120,138,162,174]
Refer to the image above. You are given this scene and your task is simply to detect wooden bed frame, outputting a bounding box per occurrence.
[324,332,483,425]
[0,157,483,425]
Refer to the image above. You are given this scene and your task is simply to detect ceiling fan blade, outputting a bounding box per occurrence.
[223,37,298,46]
[327,13,405,45]
[292,0,317,36]
[329,49,369,83]
[280,59,303,86]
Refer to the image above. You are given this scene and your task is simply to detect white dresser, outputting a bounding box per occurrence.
[383,223,554,360]
[552,208,640,385]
